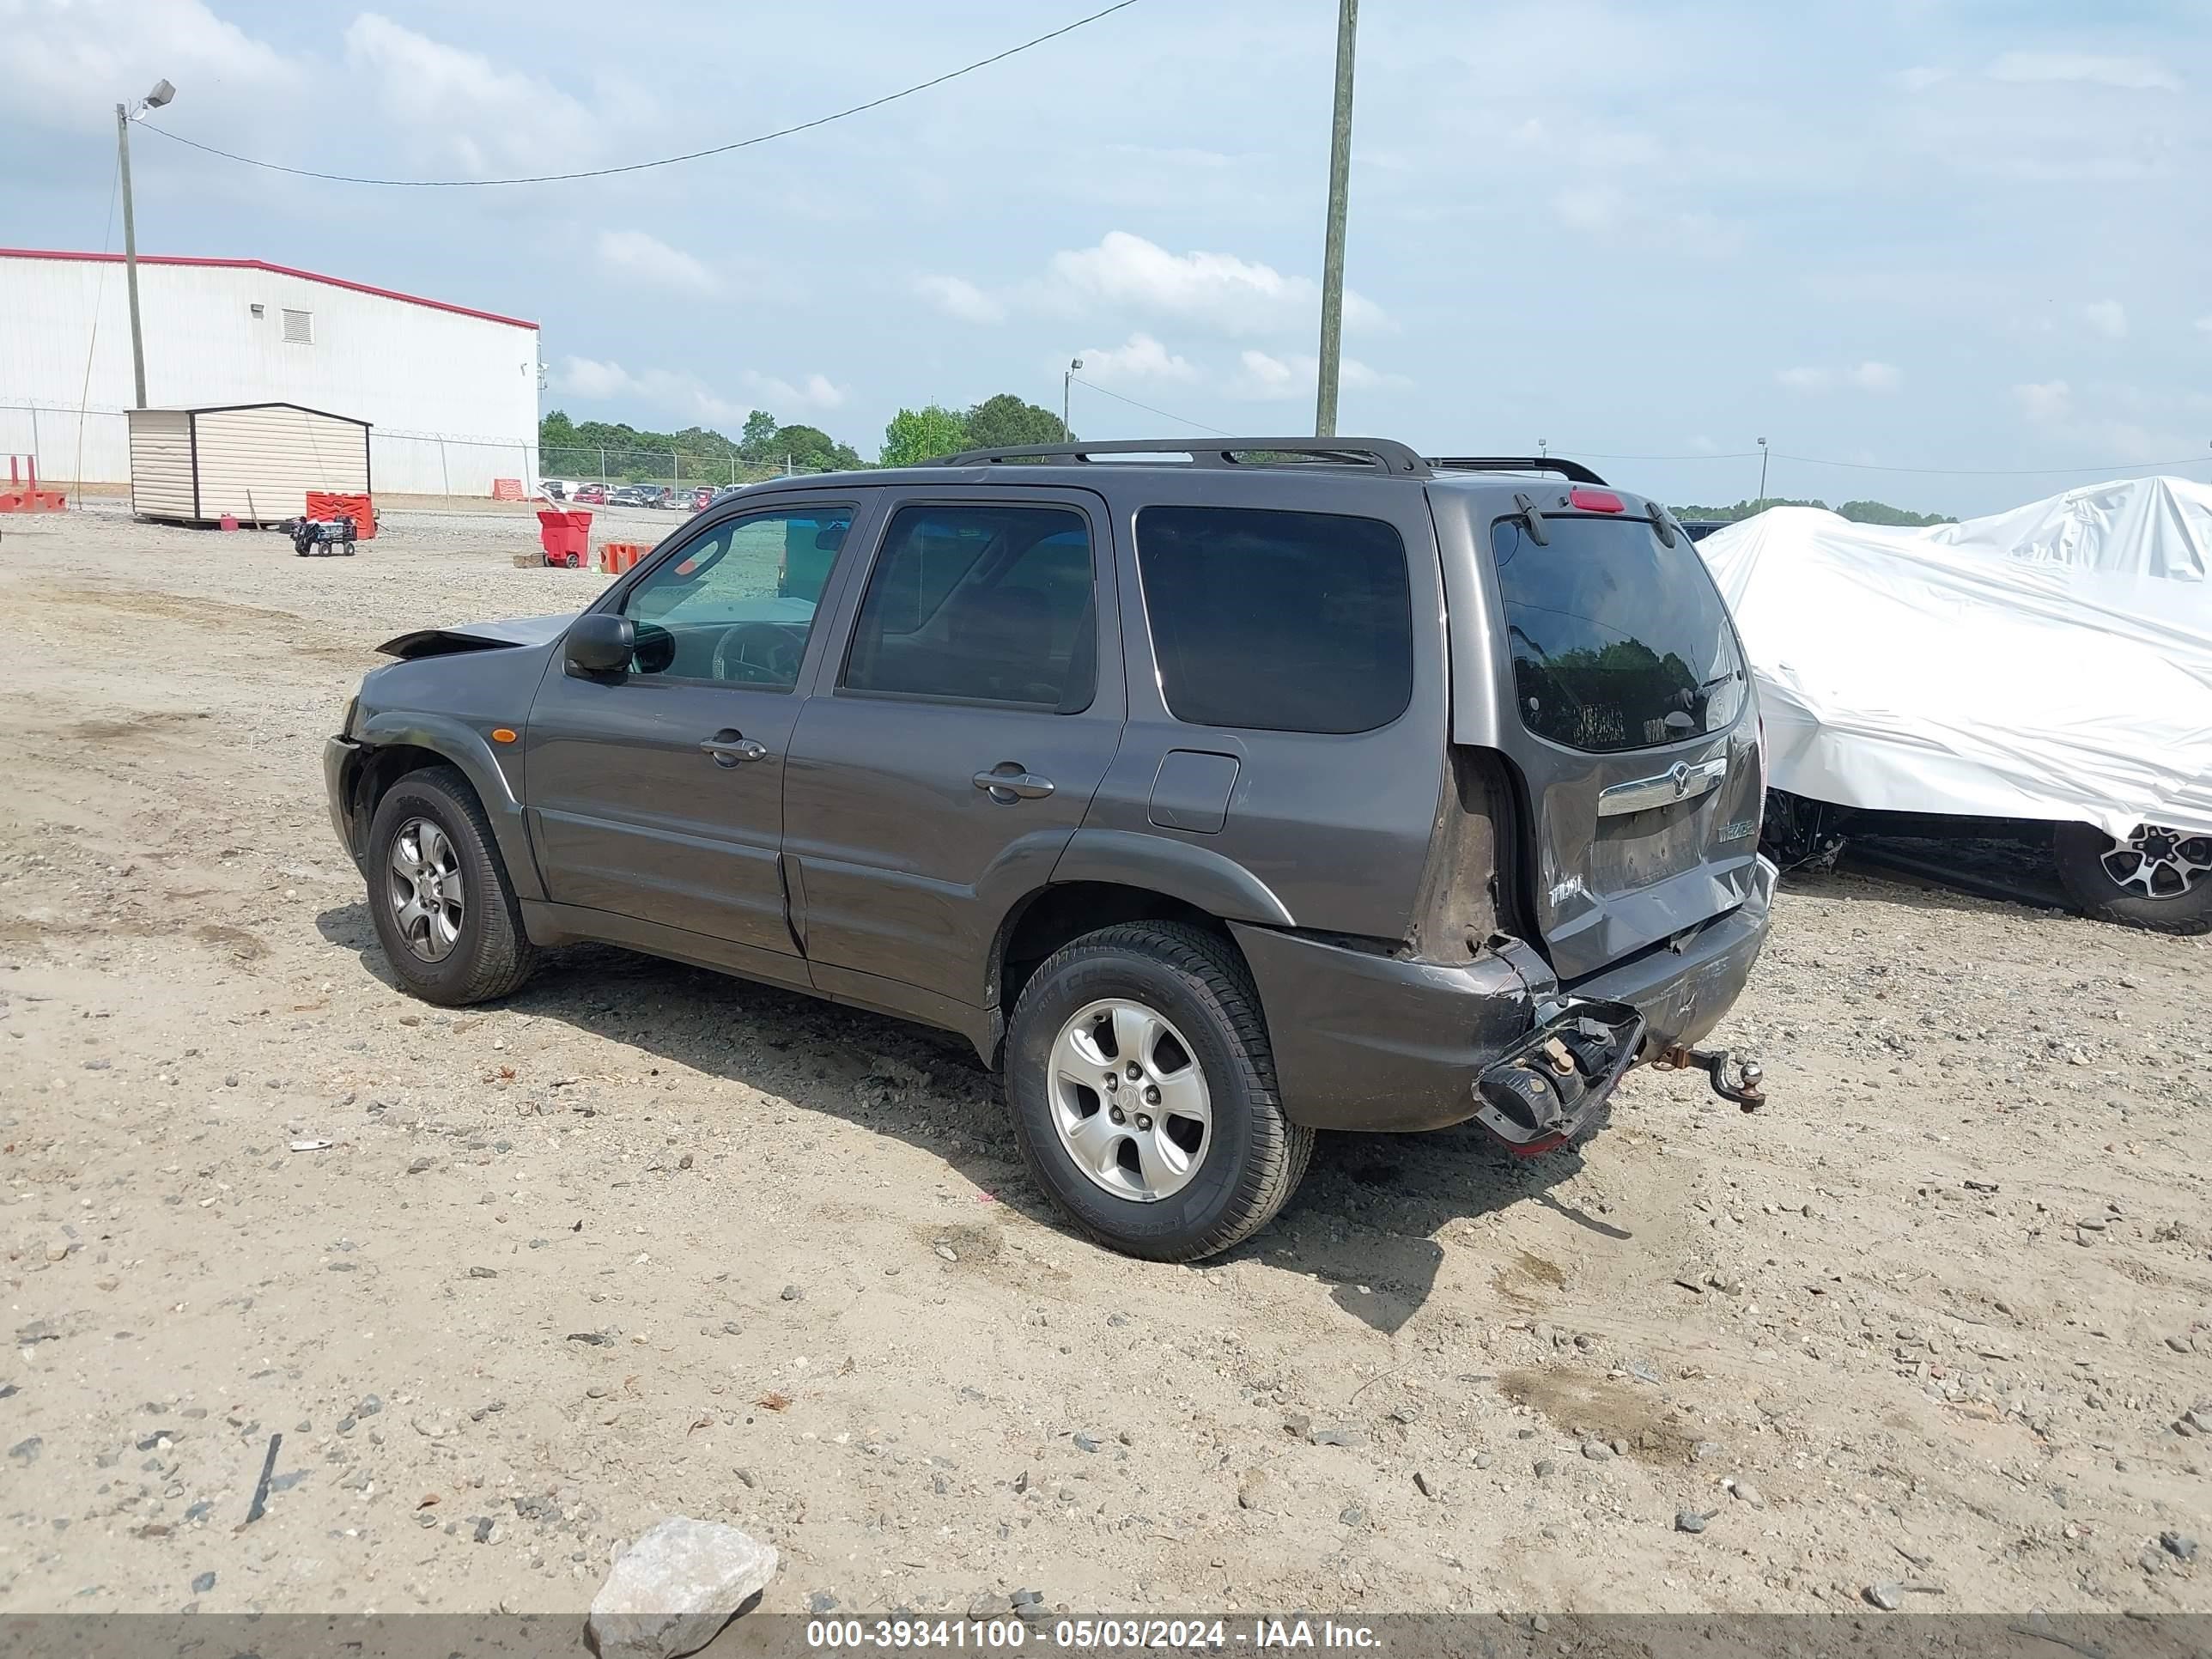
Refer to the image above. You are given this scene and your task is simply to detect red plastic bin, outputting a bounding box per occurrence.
[537,508,593,567]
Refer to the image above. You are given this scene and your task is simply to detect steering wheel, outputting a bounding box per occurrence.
[710,622,801,687]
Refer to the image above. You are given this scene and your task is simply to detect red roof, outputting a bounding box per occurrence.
[0,247,536,331]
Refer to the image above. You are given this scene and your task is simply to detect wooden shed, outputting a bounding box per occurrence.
[127,402,370,525]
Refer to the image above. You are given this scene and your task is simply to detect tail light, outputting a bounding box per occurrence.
[1568,486,1625,513]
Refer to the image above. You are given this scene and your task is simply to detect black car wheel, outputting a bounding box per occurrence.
[1004,921,1312,1262]
[2053,820,2212,935]
[366,765,539,1003]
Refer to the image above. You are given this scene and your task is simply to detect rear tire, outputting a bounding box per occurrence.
[1003,921,1313,1262]
[366,764,539,1004]
[2053,821,2212,934]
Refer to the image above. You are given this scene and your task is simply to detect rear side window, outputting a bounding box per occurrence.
[1492,515,1746,752]
[1135,506,1412,734]
[843,504,1097,710]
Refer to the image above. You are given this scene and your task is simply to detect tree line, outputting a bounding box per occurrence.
[538,392,1067,483]
[540,405,1955,526]
[1670,496,1956,526]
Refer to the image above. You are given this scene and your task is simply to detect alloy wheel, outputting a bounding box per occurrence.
[386,817,466,962]
[2100,823,2212,902]
[1048,998,1212,1202]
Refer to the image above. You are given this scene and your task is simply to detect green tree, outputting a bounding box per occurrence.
[739,410,779,461]
[963,392,1067,449]
[882,404,972,467]
[774,423,863,472]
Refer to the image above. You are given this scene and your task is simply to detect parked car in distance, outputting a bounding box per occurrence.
[607,485,653,507]
[690,485,715,512]
[325,438,1776,1261]
[540,480,568,501]
[570,483,606,506]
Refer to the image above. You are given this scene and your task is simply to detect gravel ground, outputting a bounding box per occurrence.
[0,504,2206,1618]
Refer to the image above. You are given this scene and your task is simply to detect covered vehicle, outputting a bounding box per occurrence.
[1699,475,2212,931]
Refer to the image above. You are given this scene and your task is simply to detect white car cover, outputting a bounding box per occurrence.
[1697,475,2212,839]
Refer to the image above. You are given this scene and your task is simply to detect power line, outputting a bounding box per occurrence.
[137,1,1138,187]
[1554,448,1762,462]
[1770,449,2210,478]
[1071,376,1237,437]
[1550,444,2209,477]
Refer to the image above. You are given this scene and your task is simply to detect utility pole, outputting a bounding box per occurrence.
[1757,436,1769,504]
[1313,0,1358,438]
[1062,357,1083,441]
[114,80,173,410]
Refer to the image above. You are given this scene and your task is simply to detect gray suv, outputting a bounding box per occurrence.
[326,439,1776,1260]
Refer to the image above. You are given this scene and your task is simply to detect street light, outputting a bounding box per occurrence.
[1757,435,1769,504]
[116,78,176,410]
[1062,357,1083,442]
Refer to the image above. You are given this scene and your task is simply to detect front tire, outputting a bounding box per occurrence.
[2053,821,2212,935]
[1003,921,1313,1262]
[366,765,538,1004]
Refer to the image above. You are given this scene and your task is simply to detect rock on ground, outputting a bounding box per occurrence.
[588,1516,777,1659]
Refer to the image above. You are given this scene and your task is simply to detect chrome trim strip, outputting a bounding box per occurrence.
[1596,755,1728,817]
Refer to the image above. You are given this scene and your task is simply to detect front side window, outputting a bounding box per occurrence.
[842,504,1097,710]
[618,505,853,688]
[1492,515,1746,752]
[1134,505,1413,734]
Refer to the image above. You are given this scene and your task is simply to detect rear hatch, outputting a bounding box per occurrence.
[1442,484,1767,981]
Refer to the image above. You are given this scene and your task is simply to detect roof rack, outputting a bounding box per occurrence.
[932,437,1432,476]
[1425,456,1610,487]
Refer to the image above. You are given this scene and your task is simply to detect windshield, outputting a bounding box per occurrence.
[1492,514,1746,752]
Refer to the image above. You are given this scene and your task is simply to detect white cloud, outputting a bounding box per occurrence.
[345,13,600,174]
[2198,317,2212,335]
[1074,333,1199,384]
[1224,349,1402,402]
[551,356,749,425]
[1778,362,1901,392]
[6,0,296,130]
[2014,380,2073,422]
[1988,52,2180,92]
[1554,185,1627,234]
[915,275,1005,325]
[596,229,719,295]
[742,370,845,411]
[1892,66,1954,93]
[2082,300,2129,339]
[1042,231,1386,336]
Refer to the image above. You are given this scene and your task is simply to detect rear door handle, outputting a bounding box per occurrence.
[973,765,1055,802]
[701,732,769,768]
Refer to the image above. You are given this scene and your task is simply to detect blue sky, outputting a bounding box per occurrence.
[6,0,2209,514]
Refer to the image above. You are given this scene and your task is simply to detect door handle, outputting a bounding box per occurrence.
[700,732,769,768]
[973,765,1055,803]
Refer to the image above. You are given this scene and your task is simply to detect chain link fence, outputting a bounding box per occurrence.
[0,404,852,501]
[538,446,835,489]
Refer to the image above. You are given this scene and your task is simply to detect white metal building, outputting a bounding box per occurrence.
[0,248,539,496]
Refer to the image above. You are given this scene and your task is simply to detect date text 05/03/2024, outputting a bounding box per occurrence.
[803,1618,1381,1650]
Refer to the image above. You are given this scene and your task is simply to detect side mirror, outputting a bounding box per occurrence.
[564,612,635,676]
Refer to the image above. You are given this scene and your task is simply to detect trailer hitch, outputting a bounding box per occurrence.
[1655,1044,1765,1111]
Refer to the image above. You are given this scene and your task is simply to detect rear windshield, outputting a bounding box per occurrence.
[1491,514,1746,752]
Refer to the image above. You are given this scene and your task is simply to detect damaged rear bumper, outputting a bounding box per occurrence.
[1472,998,1645,1156]
[1228,855,1777,1138]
